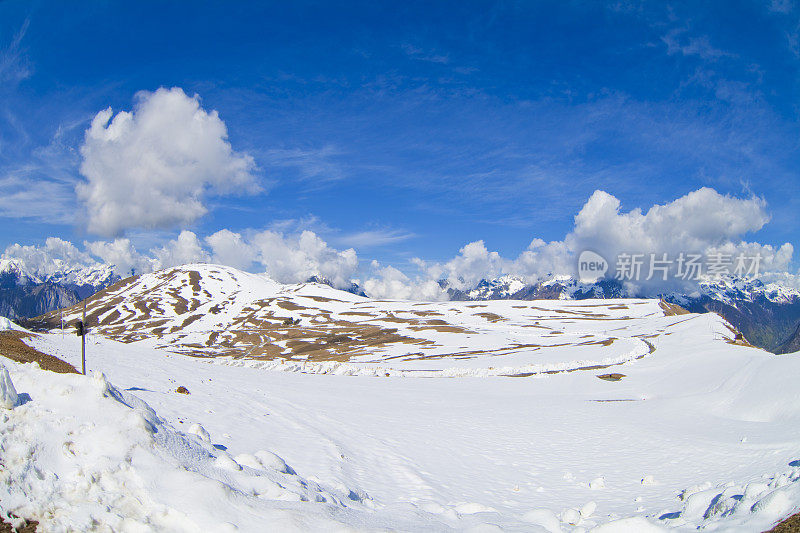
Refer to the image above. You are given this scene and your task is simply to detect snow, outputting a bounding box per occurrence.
[4,265,800,530]
[0,258,40,286]
[43,262,118,289]
[0,316,20,331]
[696,275,800,305]
[0,364,18,409]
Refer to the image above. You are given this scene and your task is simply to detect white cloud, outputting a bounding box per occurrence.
[3,237,93,277]
[205,230,256,271]
[566,187,771,264]
[251,230,358,287]
[0,173,76,223]
[4,187,794,299]
[0,18,32,84]
[77,87,258,237]
[336,229,414,248]
[262,145,344,183]
[392,187,791,297]
[661,30,733,60]
[152,231,210,269]
[363,264,446,301]
[416,241,507,291]
[84,238,156,277]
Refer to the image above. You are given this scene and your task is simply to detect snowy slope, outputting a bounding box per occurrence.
[10,308,800,531]
[7,263,800,531]
[0,362,404,532]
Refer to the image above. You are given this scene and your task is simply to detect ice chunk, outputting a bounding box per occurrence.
[214,453,242,471]
[562,508,581,525]
[234,453,263,470]
[589,477,606,490]
[0,364,19,409]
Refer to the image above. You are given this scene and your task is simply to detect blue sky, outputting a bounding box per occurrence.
[1,1,799,282]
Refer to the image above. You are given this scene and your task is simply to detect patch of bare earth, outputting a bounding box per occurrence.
[597,373,626,381]
[0,515,37,532]
[766,513,800,532]
[659,300,691,316]
[0,331,77,374]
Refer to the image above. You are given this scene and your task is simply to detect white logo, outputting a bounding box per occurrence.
[578,250,608,283]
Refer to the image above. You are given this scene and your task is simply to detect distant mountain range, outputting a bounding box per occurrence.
[3,257,799,355]
[0,259,120,320]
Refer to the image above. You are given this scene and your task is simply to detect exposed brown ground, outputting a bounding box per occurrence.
[767,512,800,532]
[597,373,626,381]
[659,300,691,316]
[0,516,37,532]
[0,331,78,374]
[723,323,754,347]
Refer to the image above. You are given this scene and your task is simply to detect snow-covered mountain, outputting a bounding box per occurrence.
[0,260,121,320]
[42,263,120,299]
[0,259,41,287]
[33,263,668,376]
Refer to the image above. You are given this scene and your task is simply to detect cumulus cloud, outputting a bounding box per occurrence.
[566,188,770,262]
[205,230,257,271]
[414,241,506,291]
[77,87,258,237]
[3,237,93,276]
[4,187,794,299]
[250,230,358,287]
[363,263,446,301]
[84,238,156,276]
[394,187,791,297]
[152,231,210,269]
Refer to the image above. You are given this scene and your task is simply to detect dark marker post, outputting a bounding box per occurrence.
[76,302,86,375]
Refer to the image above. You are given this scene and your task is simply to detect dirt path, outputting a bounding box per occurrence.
[0,331,78,374]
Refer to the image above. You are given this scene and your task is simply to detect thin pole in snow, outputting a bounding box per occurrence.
[81,302,86,375]
[60,310,63,338]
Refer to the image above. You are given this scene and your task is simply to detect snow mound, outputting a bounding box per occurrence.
[0,363,390,531]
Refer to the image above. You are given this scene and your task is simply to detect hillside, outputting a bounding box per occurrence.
[34,264,697,377]
[447,274,800,354]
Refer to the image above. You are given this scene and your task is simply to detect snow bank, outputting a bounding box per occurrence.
[0,362,403,531]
